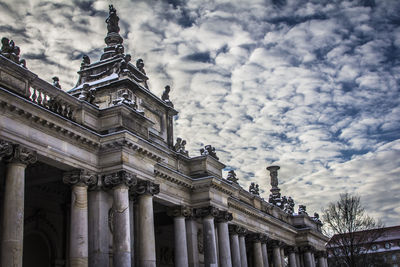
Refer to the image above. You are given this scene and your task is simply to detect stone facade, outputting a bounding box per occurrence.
[0,5,328,267]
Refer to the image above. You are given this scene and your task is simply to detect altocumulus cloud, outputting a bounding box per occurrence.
[1,0,399,226]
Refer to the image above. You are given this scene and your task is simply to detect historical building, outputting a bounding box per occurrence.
[0,5,329,267]
[327,225,400,267]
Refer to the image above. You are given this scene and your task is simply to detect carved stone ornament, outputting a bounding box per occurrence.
[134,180,160,196]
[237,226,247,236]
[269,239,283,248]
[299,245,315,253]
[216,210,233,223]
[1,37,26,67]
[249,182,260,196]
[0,140,13,160]
[226,170,239,184]
[195,206,220,218]
[249,233,263,243]
[228,225,244,235]
[2,143,37,165]
[63,169,97,187]
[102,170,138,189]
[285,246,296,254]
[167,206,192,218]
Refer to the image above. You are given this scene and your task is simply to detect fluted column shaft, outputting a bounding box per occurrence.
[186,218,199,267]
[1,143,36,267]
[253,239,264,267]
[64,170,97,267]
[168,206,192,267]
[229,225,241,267]
[239,233,248,267]
[303,251,313,267]
[88,189,109,267]
[273,246,283,267]
[135,180,160,267]
[261,242,270,267]
[217,211,233,267]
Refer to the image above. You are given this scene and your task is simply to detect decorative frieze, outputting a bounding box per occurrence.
[0,140,13,159]
[102,170,137,189]
[63,169,97,187]
[167,205,192,218]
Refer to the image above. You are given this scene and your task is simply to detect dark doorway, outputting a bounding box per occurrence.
[23,232,51,267]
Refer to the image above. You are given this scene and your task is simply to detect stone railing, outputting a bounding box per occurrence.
[0,55,81,121]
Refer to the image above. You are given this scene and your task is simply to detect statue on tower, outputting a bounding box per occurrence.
[106,5,120,34]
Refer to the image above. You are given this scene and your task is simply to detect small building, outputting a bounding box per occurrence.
[326,225,400,267]
[0,5,329,267]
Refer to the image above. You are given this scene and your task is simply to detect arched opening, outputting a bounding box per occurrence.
[23,232,51,267]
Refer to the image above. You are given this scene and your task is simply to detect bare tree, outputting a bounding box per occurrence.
[323,193,386,267]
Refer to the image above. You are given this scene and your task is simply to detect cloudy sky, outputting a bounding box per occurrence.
[1,0,399,226]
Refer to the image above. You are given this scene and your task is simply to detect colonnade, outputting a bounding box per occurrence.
[0,140,329,267]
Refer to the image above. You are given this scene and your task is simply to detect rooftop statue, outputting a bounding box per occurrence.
[80,55,90,69]
[298,205,308,215]
[1,37,26,67]
[173,137,189,156]
[200,145,219,160]
[249,182,260,196]
[136,59,149,89]
[52,76,61,89]
[226,170,239,184]
[106,5,120,34]
[162,85,174,107]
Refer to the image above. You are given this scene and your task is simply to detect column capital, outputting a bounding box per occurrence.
[0,140,13,160]
[134,180,160,196]
[237,226,247,236]
[63,169,97,187]
[260,234,269,244]
[103,170,138,189]
[194,206,220,218]
[269,239,284,248]
[1,142,37,165]
[228,224,241,235]
[216,210,233,223]
[315,250,327,258]
[285,246,297,254]
[248,233,264,243]
[299,245,315,253]
[167,205,192,218]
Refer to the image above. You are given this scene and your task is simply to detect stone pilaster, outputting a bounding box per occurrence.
[249,233,264,267]
[103,170,137,267]
[270,240,283,267]
[134,180,160,267]
[228,225,242,267]
[64,169,97,267]
[261,235,270,267]
[287,246,298,267]
[237,227,248,267]
[167,206,192,267]
[195,206,220,267]
[1,143,37,267]
[186,215,200,267]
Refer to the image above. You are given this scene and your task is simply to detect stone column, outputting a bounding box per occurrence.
[88,183,109,267]
[228,225,242,267]
[261,235,270,267]
[301,246,315,267]
[64,169,97,267]
[216,211,233,267]
[186,217,199,267]
[134,180,160,267]
[195,206,220,267]
[167,206,192,267]
[295,252,301,267]
[251,233,264,267]
[238,227,248,267]
[281,247,286,267]
[128,193,136,266]
[103,170,137,267]
[0,143,36,267]
[271,240,283,267]
[287,247,297,267]
[315,251,328,267]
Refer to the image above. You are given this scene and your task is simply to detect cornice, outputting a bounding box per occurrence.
[100,139,162,162]
[154,164,193,189]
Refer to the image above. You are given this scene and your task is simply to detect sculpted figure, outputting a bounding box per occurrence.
[81,55,90,69]
[162,85,174,107]
[136,58,146,74]
[249,182,260,196]
[173,137,182,152]
[173,137,188,156]
[298,205,308,215]
[106,5,120,33]
[226,170,239,184]
[1,37,26,67]
[52,76,61,89]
